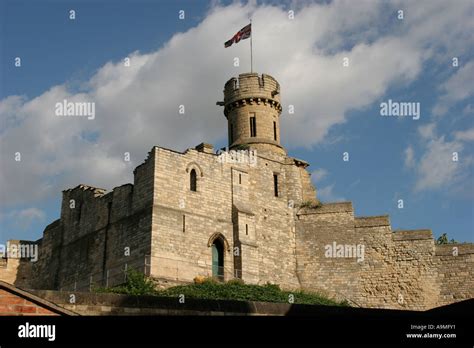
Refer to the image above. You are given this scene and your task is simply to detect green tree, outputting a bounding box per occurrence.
[436,233,458,245]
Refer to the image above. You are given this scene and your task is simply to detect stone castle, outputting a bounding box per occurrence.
[1,73,473,310]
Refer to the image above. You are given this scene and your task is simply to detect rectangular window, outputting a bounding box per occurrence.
[273,174,279,197]
[182,215,186,233]
[239,173,242,184]
[245,224,248,235]
[273,121,277,141]
[250,115,257,137]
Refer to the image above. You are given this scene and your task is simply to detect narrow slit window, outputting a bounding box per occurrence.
[190,169,197,191]
[245,224,248,235]
[250,115,257,137]
[78,204,82,221]
[239,173,242,184]
[273,121,277,141]
[76,203,83,223]
[182,215,186,232]
[273,174,279,197]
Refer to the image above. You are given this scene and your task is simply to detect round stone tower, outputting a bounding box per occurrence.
[220,73,285,156]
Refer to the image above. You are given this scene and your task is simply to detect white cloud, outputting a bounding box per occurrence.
[454,128,474,142]
[311,168,328,182]
[1,208,46,231]
[311,168,345,202]
[317,184,346,203]
[463,104,474,115]
[0,0,473,209]
[418,123,436,140]
[413,125,473,192]
[404,146,415,168]
[432,61,474,116]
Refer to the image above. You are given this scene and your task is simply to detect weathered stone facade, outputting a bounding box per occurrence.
[1,73,472,310]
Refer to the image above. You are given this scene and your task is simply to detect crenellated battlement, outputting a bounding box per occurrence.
[224,73,280,100]
[223,73,282,116]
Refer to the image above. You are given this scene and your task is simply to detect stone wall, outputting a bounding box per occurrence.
[295,204,474,310]
[295,203,362,301]
[4,151,157,291]
[25,289,474,317]
[1,142,472,310]
[149,146,234,282]
[435,243,474,306]
[148,144,306,289]
[31,289,297,316]
[1,72,471,311]
[0,240,36,288]
[0,258,25,287]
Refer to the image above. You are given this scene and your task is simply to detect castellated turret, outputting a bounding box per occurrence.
[220,73,285,156]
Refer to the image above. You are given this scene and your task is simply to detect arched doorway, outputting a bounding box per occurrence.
[211,238,224,281]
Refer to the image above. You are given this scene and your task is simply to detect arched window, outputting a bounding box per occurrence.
[190,169,197,191]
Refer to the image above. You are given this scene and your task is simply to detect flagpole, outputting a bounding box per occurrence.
[250,18,253,72]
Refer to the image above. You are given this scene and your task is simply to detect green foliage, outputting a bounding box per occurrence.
[436,233,458,245]
[97,269,157,296]
[226,278,245,285]
[97,272,347,306]
[159,280,345,306]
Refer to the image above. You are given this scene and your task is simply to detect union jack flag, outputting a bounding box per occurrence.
[224,24,251,48]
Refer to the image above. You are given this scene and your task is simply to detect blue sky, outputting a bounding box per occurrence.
[1,0,473,244]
